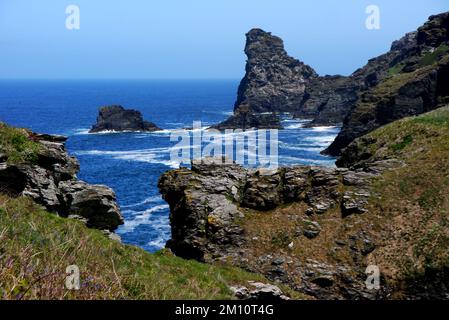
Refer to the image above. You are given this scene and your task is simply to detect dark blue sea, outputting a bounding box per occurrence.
[0,80,339,252]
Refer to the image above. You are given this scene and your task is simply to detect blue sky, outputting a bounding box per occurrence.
[0,0,448,79]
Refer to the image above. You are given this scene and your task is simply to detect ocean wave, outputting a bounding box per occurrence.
[284,123,305,129]
[73,128,171,136]
[303,135,337,146]
[152,126,210,135]
[310,126,338,132]
[74,148,180,168]
[121,196,163,209]
[117,204,170,234]
[147,238,168,250]
[73,128,90,135]
[279,142,322,152]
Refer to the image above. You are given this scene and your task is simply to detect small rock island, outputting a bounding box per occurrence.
[89,105,161,133]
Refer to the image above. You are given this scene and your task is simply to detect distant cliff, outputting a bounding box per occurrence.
[212,27,380,129]
[326,12,449,155]
[215,11,449,139]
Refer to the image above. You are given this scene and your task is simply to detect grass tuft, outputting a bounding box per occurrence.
[0,123,41,165]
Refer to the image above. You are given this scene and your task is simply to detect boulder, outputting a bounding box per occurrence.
[230,281,290,301]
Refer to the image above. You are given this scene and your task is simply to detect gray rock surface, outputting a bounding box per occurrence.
[230,281,290,300]
[158,157,391,299]
[326,12,449,155]
[90,105,161,133]
[0,131,124,231]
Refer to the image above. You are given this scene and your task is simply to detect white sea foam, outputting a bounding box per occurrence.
[284,123,305,129]
[303,135,337,146]
[279,142,322,152]
[73,128,90,135]
[121,196,163,209]
[74,148,180,168]
[310,126,338,132]
[147,238,168,249]
[73,128,173,136]
[279,155,336,166]
[117,204,170,234]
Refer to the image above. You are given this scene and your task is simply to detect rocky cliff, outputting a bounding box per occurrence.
[90,105,161,133]
[211,29,318,130]
[232,29,318,114]
[159,105,449,299]
[212,26,402,129]
[326,12,449,155]
[0,124,123,231]
[215,12,449,137]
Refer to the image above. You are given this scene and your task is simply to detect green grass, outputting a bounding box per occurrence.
[388,62,406,76]
[348,106,449,293]
[391,134,413,151]
[0,123,41,164]
[419,44,449,67]
[388,44,449,76]
[0,195,281,300]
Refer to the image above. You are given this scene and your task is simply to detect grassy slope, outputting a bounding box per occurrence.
[0,195,279,300]
[358,106,449,291]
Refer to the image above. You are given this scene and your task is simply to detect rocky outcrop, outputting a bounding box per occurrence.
[213,29,318,129]
[89,105,161,133]
[326,12,449,155]
[214,12,449,137]
[210,106,282,130]
[233,29,318,114]
[160,105,449,300]
[0,130,124,231]
[230,281,290,301]
[158,157,391,299]
[213,27,419,129]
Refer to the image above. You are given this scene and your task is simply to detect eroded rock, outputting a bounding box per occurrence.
[89,105,161,133]
[0,131,124,232]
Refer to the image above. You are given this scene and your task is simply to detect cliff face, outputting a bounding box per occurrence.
[234,29,317,114]
[159,158,388,299]
[212,27,410,129]
[0,124,123,231]
[326,12,449,155]
[215,12,449,137]
[159,106,449,299]
[90,105,161,133]
[211,29,317,130]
